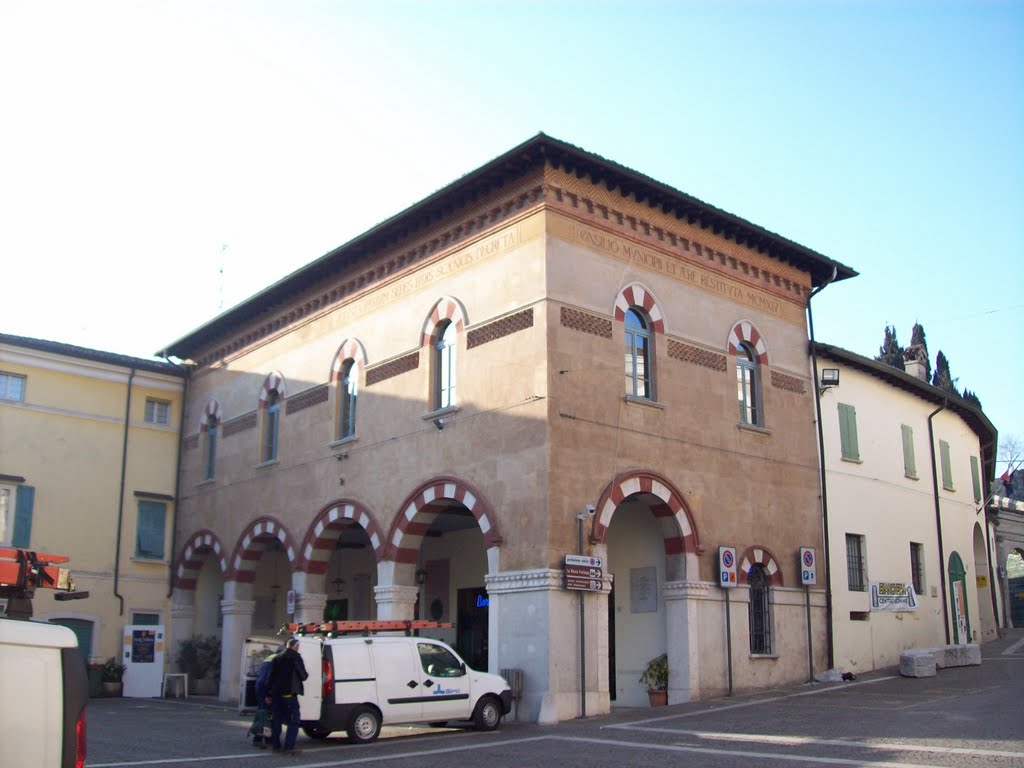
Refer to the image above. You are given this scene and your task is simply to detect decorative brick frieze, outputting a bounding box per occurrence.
[222,411,257,437]
[560,306,612,338]
[286,383,328,415]
[770,370,807,395]
[183,434,199,451]
[667,339,727,372]
[366,351,420,386]
[467,308,534,349]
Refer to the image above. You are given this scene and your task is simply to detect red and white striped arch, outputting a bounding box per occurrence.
[738,545,784,586]
[257,371,286,409]
[613,283,665,334]
[386,477,501,564]
[226,517,298,583]
[727,321,768,365]
[330,338,368,382]
[420,297,468,348]
[199,399,221,432]
[172,529,227,591]
[298,499,385,574]
[591,471,700,557]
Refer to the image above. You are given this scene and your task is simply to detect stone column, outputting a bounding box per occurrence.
[374,585,419,620]
[219,596,256,703]
[485,569,565,724]
[664,580,708,704]
[294,592,328,625]
[169,599,196,670]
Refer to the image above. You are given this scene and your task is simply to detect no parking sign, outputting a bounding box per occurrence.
[718,546,737,588]
[800,547,817,586]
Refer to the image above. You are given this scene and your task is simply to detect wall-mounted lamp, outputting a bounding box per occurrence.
[819,368,840,395]
[331,576,345,594]
[433,418,445,431]
[335,452,349,461]
[415,568,428,586]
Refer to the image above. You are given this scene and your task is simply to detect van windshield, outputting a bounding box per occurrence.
[417,643,464,678]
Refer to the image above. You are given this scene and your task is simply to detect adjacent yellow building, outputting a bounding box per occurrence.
[0,333,185,666]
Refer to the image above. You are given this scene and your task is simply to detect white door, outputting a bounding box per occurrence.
[296,637,322,722]
[414,641,473,722]
[122,625,164,698]
[372,639,423,724]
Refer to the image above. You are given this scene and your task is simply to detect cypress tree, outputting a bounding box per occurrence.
[932,350,957,393]
[961,389,982,409]
[909,323,931,380]
[875,325,905,370]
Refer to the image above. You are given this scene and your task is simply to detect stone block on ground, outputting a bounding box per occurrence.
[899,650,937,677]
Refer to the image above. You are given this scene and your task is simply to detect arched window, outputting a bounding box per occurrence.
[434,320,457,410]
[736,342,761,426]
[748,564,772,654]
[263,389,280,462]
[624,308,652,399]
[204,417,219,481]
[338,359,357,440]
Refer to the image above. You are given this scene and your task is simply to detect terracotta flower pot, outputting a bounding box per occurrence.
[101,681,123,697]
[647,689,668,707]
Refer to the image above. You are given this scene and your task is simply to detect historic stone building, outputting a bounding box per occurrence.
[161,134,856,722]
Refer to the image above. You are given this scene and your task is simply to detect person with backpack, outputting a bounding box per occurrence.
[247,646,281,748]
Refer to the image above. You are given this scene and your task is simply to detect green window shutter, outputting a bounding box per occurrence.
[970,456,982,502]
[135,501,166,559]
[939,440,954,490]
[12,485,35,548]
[838,403,859,460]
[901,425,916,477]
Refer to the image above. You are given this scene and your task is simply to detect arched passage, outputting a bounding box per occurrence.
[170,530,228,691]
[298,499,385,621]
[592,470,701,707]
[385,477,501,669]
[1007,549,1024,627]
[948,551,970,644]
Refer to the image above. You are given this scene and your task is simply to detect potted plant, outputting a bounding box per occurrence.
[101,656,126,697]
[175,635,221,695]
[639,653,668,706]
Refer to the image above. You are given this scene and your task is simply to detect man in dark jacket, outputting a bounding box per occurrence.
[267,637,309,755]
[248,646,281,748]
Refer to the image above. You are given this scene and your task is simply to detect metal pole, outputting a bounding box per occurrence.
[725,589,733,696]
[578,515,586,718]
[805,585,813,683]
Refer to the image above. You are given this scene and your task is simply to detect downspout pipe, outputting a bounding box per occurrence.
[166,360,190,598]
[928,401,951,644]
[807,266,837,670]
[113,367,137,616]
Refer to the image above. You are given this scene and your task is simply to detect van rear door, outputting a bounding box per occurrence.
[296,637,322,723]
[370,638,423,725]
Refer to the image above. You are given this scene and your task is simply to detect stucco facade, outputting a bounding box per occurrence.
[0,334,184,665]
[814,344,998,674]
[163,135,855,721]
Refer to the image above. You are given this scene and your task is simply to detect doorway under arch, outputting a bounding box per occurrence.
[948,551,971,644]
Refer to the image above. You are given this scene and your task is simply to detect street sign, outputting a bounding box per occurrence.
[564,555,603,591]
[800,547,817,586]
[565,555,603,568]
[719,546,737,588]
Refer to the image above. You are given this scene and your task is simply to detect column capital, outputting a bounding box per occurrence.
[663,579,713,601]
[171,604,197,620]
[220,599,256,617]
[485,569,564,594]
[374,585,420,604]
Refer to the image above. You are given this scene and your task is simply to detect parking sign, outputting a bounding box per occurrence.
[800,547,817,586]
[719,546,737,588]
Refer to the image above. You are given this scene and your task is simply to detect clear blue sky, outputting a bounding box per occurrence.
[1,1,1021,470]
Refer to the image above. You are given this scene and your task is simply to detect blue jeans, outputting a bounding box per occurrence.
[271,695,300,751]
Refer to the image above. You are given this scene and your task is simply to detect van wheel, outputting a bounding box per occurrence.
[302,724,332,740]
[472,696,502,731]
[347,706,382,744]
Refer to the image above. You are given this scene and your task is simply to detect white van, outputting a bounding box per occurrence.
[0,616,89,767]
[293,633,512,743]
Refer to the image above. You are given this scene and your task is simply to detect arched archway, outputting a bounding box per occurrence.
[592,470,701,707]
[297,499,386,621]
[170,530,229,689]
[973,523,996,640]
[385,477,501,669]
